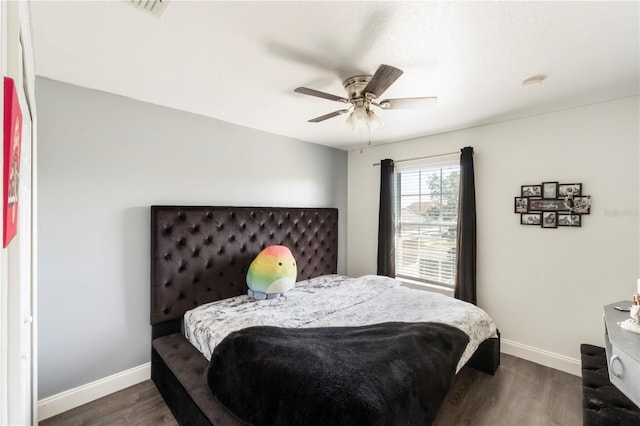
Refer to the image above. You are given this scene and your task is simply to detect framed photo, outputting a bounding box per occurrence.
[542,182,558,199]
[541,211,557,228]
[558,183,582,198]
[573,196,591,214]
[515,181,590,228]
[514,197,528,213]
[558,214,581,227]
[521,185,541,197]
[521,213,541,225]
[528,198,569,212]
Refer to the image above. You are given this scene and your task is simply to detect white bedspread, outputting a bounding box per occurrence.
[184,274,498,371]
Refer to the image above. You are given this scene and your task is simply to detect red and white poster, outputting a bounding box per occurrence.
[3,77,22,248]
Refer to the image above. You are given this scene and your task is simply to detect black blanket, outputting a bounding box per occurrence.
[207,322,469,426]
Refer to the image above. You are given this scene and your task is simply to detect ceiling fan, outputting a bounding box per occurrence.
[294,64,437,131]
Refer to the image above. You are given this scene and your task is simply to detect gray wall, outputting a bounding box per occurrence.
[36,77,348,398]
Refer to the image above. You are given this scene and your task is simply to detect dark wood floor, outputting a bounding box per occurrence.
[434,354,581,426]
[40,353,582,426]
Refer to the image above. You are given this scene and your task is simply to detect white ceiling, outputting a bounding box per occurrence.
[29,1,639,151]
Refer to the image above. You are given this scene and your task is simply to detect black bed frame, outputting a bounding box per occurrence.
[150,206,500,425]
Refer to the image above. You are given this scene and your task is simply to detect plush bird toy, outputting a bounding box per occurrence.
[246,245,297,300]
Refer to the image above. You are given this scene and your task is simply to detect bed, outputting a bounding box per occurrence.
[150,206,500,425]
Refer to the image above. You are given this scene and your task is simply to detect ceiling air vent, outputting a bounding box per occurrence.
[127,0,170,18]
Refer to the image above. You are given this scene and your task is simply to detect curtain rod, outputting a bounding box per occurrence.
[372,151,459,166]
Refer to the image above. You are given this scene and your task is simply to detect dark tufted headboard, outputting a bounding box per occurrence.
[150,206,338,338]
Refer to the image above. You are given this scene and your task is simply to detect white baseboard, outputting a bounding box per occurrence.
[37,362,150,421]
[501,338,582,377]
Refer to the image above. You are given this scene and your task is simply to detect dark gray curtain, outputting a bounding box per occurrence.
[377,159,395,277]
[455,147,477,305]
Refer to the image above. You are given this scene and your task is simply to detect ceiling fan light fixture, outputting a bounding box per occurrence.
[345,104,384,132]
[345,113,356,132]
[368,110,383,130]
[353,105,368,121]
[346,104,368,133]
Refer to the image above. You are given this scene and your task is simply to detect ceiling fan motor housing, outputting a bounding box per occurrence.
[343,75,373,100]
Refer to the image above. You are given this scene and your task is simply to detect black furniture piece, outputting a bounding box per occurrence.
[149,205,501,425]
[580,344,640,426]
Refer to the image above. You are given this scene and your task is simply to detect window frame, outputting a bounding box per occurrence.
[394,155,460,289]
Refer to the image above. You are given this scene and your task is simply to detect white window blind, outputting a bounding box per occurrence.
[395,156,460,288]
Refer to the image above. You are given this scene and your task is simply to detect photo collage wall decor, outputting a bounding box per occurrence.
[515,181,590,228]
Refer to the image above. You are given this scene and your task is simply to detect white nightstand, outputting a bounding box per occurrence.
[604,301,640,408]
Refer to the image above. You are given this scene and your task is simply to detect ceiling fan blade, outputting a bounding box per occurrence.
[379,97,438,109]
[307,109,350,123]
[362,64,404,98]
[294,87,348,103]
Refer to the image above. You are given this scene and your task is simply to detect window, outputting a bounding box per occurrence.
[395,160,460,288]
